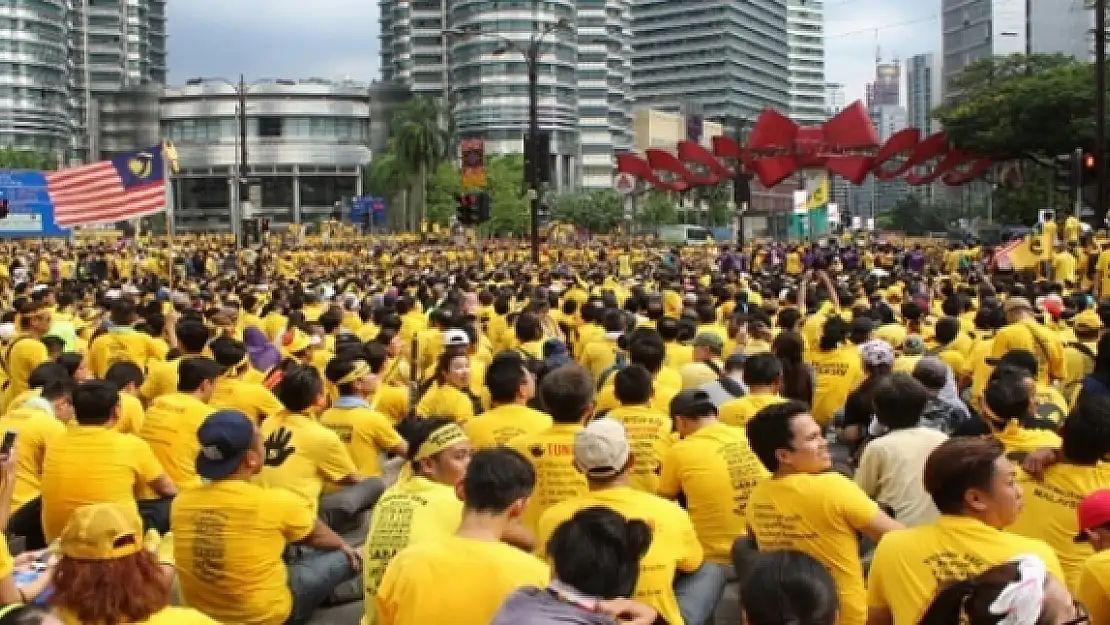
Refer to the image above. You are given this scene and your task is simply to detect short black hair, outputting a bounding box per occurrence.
[614,365,652,406]
[28,363,69,390]
[745,401,811,472]
[1062,394,1110,465]
[104,361,144,390]
[177,357,223,393]
[924,437,1005,515]
[874,373,928,430]
[627,330,665,373]
[539,364,595,424]
[547,507,652,599]
[485,351,529,404]
[274,365,324,413]
[995,349,1039,379]
[934,316,960,344]
[984,365,1031,422]
[462,447,536,514]
[72,380,120,426]
[209,337,248,369]
[743,353,783,386]
[740,551,838,625]
[175,318,210,353]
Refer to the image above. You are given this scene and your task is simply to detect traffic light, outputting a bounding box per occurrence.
[523,131,552,186]
[476,192,491,223]
[1055,153,1076,192]
[1082,152,1098,186]
[456,194,481,225]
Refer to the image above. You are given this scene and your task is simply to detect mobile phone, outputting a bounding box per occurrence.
[1,431,16,457]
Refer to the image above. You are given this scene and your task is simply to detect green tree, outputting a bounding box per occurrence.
[878,195,957,232]
[392,97,448,231]
[636,190,678,230]
[933,54,1093,161]
[484,155,529,235]
[0,147,56,170]
[364,147,408,230]
[426,161,462,226]
[551,190,624,232]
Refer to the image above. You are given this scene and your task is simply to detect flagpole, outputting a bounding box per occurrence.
[163,140,177,290]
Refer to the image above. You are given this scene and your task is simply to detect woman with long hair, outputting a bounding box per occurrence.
[840,339,895,448]
[51,503,216,624]
[414,348,482,423]
[772,330,813,406]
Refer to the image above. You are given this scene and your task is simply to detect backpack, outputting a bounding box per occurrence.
[704,359,746,398]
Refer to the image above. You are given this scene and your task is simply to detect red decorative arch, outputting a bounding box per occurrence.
[615,100,996,192]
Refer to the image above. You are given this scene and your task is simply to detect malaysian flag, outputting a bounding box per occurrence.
[47,143,176,228]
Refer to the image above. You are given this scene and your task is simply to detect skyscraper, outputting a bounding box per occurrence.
[0,0,166,163]
[906,54,941,136]
[941,0,1027,94]
[378,0,633,191]
[865,61,900,108]
[631,0,789,124]
[787,0,827,125]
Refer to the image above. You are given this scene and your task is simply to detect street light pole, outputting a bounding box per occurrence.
[1096,0,1107,223]
[528,40,540,265]
[237,74,248,249]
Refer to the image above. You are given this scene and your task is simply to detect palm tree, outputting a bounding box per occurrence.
[392,97,448,232]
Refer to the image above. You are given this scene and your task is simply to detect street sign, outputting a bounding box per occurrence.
[616,173,635,195]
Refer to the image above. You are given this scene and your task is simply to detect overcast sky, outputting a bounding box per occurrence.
[168,0,939,111]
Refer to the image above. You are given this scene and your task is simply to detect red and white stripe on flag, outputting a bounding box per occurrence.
[46,160,165,227]
[992,239,1022,270]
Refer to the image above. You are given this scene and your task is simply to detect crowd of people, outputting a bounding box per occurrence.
[0,221,1103,624]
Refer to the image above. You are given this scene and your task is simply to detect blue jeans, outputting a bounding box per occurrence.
[285,548,358,625]
[674,562,730,625]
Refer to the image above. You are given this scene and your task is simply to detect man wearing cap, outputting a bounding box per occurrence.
[659,389,769,620]
[536,418,704,625]
[133,357,222,531]
[1008,394,1110,591]
[678,333,726,390]
[991,296,1066,385]
[172,409,360,625]
[1064,309,1102,405]
[1076,489,1110,624]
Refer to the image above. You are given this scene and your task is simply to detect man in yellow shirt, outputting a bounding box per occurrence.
[1008,394,1110,591]
[605,365,672,493]
[209,336,286,423]
[507,364,592,533]
[39,380,177,546]
[173,409,360,625]
[137,357,221,529]
[141,318,209,402]
[376,448,549,625]
[660,389,768,575]
[87,298,172,380]
[719,353,788,427]
[745,401,902,625]
[990,297,1066,384]
[464,351,551,448]
[321,356,407,477]
[537,417,705,625]
[260,365,382,531]
[867,437,1065,625]
[104,362,146,434]
[0,301,50,412]
[1075,490,1110,625]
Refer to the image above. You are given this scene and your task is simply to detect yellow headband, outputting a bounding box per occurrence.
[337,360,372,386]
[414,423,468,462]
[0,604,25,619]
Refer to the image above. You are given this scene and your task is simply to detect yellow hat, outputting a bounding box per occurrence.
[59,503,144,561]
[1075,309,1104,331]
[279,328,314,355]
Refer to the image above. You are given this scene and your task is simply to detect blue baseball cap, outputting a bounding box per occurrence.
[196,410,255,480]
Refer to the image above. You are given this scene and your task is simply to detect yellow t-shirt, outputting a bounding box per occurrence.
[537,486,702,625]
[414,383,476,424]
[462,403,552,449]
[607,405,673,494]
[1007,463,1110,590]
[1077,549,1110,625]
[0,402,65,510]
[58,606,219,625]
[138,392,212,496]
[594,370,681,414]
[991,319,1066,383]
[370,383,411,424]
[718,393,788,428]
[41,425,164,542]
[256,412,359,515]
[171,480,314,625]
[209,376,286,424]
[376,534,549,625]
[867,514,1064,625]
[115,392,145,435]
[507,423,588,533]
[88,327,168,380]
[808,345,863,425]
[1,336,48,412]
[994,421,1063,456]
[319,402,404,477]
[746,472,879,625]
[361,477,464,625]
[659,422,769,564]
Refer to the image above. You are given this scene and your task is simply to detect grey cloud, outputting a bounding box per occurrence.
[167,0,380,84]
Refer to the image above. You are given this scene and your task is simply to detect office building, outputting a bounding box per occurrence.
[1029,0,1098,61]
[377,0,633,191]
[787,0,827,125]
[161,79,372,232]
[632,0,790,126]
[824,82,846,117]
[866,61,900,108]
[906,54,941,135]
[0,0,165,163]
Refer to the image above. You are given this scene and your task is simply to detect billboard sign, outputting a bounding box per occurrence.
[0,170,70,237]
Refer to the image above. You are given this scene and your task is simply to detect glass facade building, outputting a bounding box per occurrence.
[787,0,826,125]
[161,79,372,232]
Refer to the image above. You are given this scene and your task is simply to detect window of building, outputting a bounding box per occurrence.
[258,116,283,138]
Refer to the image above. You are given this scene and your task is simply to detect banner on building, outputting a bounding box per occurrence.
[461,138,487,189]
